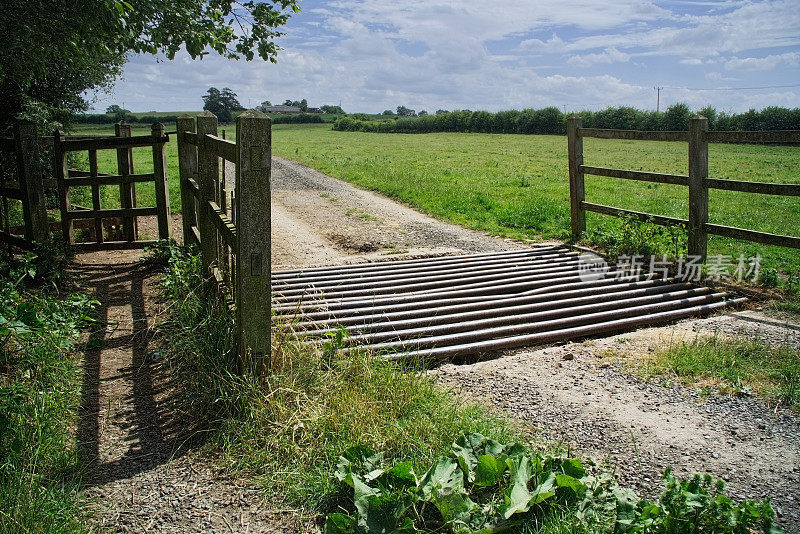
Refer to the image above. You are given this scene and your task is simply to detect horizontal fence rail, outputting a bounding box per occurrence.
[568,116,800,260]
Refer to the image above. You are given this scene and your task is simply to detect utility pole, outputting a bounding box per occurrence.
[654,86,663,112]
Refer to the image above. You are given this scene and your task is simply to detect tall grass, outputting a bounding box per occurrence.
[639,335,800,408]
[154,244,518,508]
[0,248,96,533]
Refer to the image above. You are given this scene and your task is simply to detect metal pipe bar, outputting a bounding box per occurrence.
[381,298,746,360]
[342,293,727,353]
[274,256,582,298]
[273,246,562,278]
[295,282,699,333]
[272,271,638,314]
[272,260,586,304]
[273,250,579,288]
[338,288,716,345]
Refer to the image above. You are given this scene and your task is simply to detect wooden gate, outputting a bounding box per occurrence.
[53,123,172,251]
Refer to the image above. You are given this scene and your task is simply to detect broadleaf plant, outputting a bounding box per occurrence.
[325,433,785,534]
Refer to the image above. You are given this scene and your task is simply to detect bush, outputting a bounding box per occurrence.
[326,434,782,533]
[270,113,326,124]
[332,105,800,136]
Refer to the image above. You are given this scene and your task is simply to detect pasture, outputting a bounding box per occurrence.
[69,121,800,276]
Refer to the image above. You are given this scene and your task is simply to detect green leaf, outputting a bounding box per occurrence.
[15,302,40,327]
[335,445,385,487]
[529,471,556,505]
[358,487,419,533]
[452,433,504,483]
[474,454,506,487]
[377,462,417,489]
[560,458,586,479]
[419,457,463,499]
[613,486,644,532]
[500,455,534,519]
[324,513,357,534]
[555,473,586,496]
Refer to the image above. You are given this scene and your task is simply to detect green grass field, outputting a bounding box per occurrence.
[67,122,800,277]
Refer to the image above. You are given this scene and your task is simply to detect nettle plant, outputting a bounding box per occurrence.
[325,433,782,534]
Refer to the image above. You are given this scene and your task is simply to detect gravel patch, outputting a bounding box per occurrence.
[433,311,800,532]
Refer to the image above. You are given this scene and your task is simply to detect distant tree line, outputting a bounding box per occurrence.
[74,109,182,125]
[334,104,800,135]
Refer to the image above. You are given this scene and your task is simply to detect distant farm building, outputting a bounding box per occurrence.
[306,107,323,114]
[263,105,301,114]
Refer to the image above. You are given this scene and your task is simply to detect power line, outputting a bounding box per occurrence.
[662,83,800,92]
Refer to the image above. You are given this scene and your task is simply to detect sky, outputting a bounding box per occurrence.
[93,0,800,114]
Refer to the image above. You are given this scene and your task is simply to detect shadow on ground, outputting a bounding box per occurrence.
[73,259,209,487]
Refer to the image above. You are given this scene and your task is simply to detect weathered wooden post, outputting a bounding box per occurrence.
[115,122,137,241]
[176,115,198,246]
[89,149,103,243]
[688,115,709,261]
[14,121,49,243]
[151,122,171,240]
[234,110,272,376]
[54,128,72,248]
[196,111,219,271]
[567,116,586,239]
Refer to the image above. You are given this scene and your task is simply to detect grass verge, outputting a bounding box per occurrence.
[154,243,518,509]
[638,335,800,409]
[0,247,96,533]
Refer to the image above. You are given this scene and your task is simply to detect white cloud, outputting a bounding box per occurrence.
[95,0,800,114]
[725,52,800,71]
[567,47,630,67]
[520,34,565,53]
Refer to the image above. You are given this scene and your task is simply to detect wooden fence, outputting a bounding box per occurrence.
[1,121,172,251]
[176,110,272,373]
[0,121,49,248]
[54,122,171,250]
[567,116,800,260]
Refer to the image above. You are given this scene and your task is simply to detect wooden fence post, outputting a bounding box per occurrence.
[688,115,709,261]
[115,122,137,241]
[176,115,198,246]
[54,128,72,248]
[196,111,219,272]
[14,121,49,244]
[151,122,171,240]
[567,116,586,239]
[89,149,103,243]
[235,110,272,375]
